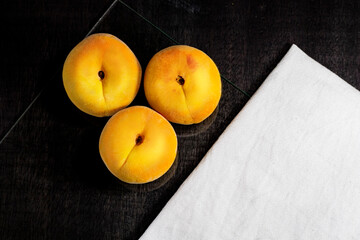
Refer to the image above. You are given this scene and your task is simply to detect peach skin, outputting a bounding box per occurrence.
[99,106,178,184]
[144,45,221,124]
[62,33,142,117]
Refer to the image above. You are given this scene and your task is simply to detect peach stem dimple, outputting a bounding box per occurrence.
[98,70,105,80]
[176,75,185,85]
[135,135,144,145]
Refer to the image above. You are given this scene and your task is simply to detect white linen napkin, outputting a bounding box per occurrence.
[140,45,360,240]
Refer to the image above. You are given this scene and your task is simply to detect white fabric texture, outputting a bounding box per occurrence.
[140,45,360,240]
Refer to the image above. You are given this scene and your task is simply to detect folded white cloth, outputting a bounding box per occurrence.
[140,45,360,240]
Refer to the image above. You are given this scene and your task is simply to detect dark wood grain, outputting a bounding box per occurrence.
[0,0,114,139]
[1,0,359,239]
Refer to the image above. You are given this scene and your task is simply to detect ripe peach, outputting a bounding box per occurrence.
[99,106,177,184]
[62,33,141,117]
[144,45,221,124]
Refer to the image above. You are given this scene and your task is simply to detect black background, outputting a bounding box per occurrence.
[1,0,359,239]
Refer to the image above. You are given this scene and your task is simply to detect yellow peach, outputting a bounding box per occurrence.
[99,106,177,184]
[144,45,221,124]
[62,33,141,117]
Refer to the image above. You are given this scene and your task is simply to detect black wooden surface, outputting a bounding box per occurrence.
[1,0,359,239]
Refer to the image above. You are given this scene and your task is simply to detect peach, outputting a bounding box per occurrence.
[144,45,221,124]
[99,106,177,184]
[62,33,141,117]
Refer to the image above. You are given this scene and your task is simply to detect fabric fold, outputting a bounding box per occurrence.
[140,45,360,240]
